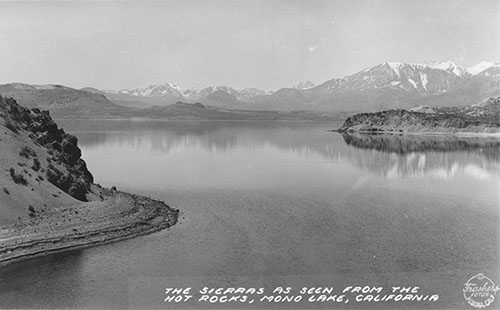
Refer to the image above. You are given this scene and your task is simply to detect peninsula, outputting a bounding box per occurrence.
[337,96,500,134]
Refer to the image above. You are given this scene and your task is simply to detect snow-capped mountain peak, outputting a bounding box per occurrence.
[316,60,486,96]
[425,61,468,76]
[385,62,405,73]
[466,61,495,75]
[115,83,186,98]
[293,81,316,90]
[106,83,270,103]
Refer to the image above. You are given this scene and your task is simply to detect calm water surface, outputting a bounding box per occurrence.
[0,121,499,309]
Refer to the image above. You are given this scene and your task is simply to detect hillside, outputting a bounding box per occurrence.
[0,83,128,118]
[0,96,178,265]
[123,102,343,121]
[337,96,500,134]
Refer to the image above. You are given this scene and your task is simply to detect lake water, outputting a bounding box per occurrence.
[0,120,499,309]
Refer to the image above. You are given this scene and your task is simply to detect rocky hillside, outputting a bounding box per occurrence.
[0,96,178,264]
[337,96,500,134]
[0,96,95,223]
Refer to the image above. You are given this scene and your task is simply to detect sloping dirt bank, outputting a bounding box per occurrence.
[0,186,178,266]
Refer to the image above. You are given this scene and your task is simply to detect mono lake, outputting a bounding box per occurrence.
[0,120,498,309]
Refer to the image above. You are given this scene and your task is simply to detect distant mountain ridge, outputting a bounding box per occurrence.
[103,84,273,105]
[0,83,342,120]
[98,61,500,112]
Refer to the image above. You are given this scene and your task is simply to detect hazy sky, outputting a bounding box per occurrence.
[0,0,498,91]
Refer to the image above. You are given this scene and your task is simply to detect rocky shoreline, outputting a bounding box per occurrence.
[0,186,178,266]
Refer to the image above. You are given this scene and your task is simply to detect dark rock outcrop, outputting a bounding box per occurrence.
[0,96,93,201]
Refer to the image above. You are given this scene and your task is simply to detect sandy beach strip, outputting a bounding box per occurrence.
[0,188,179,266]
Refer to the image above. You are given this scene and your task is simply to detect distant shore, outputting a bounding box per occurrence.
[335,105,500,135]
[0,186,178,266]
[331,128,500,136]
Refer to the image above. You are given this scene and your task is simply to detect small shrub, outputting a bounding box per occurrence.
[19,146,36,159]
[2,187,9,195]
[5,119,18,133]
[28,205,36,218]
[32,158,41,171]
[9,168,27,185]
[46,167,61,186]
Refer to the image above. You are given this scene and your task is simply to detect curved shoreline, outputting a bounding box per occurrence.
[0,189,179,266]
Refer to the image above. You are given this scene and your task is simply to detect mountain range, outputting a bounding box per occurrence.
[0,84,341,120]
[0,61,498,119]
[94,61,500,112]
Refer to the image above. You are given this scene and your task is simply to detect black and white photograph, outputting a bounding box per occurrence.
[0,0,499,309]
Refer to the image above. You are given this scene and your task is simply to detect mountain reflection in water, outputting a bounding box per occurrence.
[59,120,500,182]
[342,133,500,159]
[341,133,500,179]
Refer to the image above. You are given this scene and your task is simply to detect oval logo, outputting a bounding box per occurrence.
[463,273,500,308]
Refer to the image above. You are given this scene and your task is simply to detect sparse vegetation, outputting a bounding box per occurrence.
[339,104,500,133]
[28,205,36,218]
[5,119,18,133]
[1,96,176,266]
[9,168,28,185]
[32,158,41,171]
[19,146,36,159]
